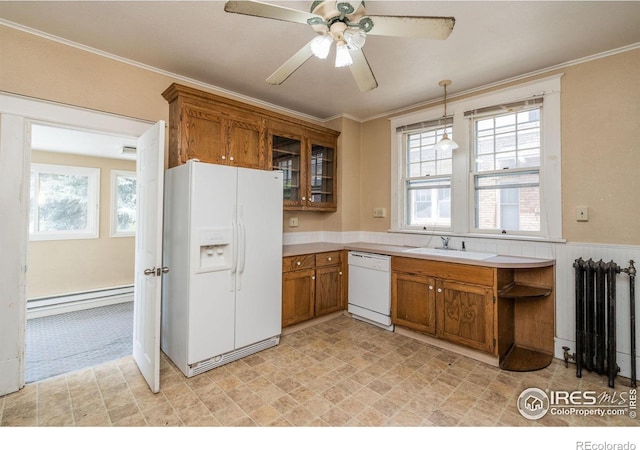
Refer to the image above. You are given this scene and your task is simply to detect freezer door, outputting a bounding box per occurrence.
[234,168,283,349]
[187,162,237,363]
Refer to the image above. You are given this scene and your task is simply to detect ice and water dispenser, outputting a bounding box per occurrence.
[196,228,233,272]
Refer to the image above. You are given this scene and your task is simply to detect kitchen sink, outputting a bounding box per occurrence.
[402,247,497,260]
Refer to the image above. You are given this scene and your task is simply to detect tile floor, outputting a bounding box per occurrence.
[1,314,637,428]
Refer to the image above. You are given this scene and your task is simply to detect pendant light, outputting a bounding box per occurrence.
[434,80,459,151]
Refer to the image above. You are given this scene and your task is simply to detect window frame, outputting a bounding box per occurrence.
[390,74,563,242]
[29,163,100,241]
[470,105,543,236]
[401,123,454,231]
[110,169,137,238]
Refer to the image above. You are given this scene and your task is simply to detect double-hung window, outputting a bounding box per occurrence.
[469,100,542,234]
[391,75,562,240]
[400,121,453,229]
[29,163,100,240]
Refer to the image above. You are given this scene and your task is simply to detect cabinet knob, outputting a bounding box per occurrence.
[328,257,332,261]
[429,285,434,290]
[312,276,316,280]
[229,156,234,161]
[339,271,342,275]
[437,288,442,293]
[302,196,306,200]
[296,261,301,266]
[221,155,226,160]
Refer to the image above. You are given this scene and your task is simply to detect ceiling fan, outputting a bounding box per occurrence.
[224,1,455,92]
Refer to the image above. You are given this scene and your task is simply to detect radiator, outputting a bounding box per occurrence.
[573,258,636,388]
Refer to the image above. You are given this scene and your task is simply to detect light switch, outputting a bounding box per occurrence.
[373,207,386,218]
[576,206,589,222]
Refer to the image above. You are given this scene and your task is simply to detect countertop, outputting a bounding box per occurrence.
[283,241,555,269]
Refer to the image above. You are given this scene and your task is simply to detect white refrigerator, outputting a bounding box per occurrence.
[161,160,283,377]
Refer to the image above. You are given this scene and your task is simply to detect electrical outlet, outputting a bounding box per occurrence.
[576,206,589,222]
[289,217,299,227]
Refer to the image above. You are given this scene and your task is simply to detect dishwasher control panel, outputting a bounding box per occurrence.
[347,251,391,271]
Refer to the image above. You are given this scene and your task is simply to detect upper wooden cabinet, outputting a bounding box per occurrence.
[163,83,340,211]
[268,120,338,212]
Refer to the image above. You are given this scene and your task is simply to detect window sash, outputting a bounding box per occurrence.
[30,163,100,241]
[111,170,136,237]
[473,170,540,233]
[402,123,454,229]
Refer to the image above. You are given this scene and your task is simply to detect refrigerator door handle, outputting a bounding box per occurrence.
[238,220,246,274]
[230,218,238,292]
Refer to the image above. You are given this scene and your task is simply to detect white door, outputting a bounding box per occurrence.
[132,121,165,393]
[0,114,29,396]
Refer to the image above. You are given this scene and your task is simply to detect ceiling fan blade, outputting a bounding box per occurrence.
[349,48,378,92]
[224,1,321,25]
[266,40,314,85]
[366,16,455,39]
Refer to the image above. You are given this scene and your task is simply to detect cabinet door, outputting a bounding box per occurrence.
[307,138,337,211]
[182,107,227,165]
[315,265,343,316]
[227,117,264,169]
[282,268,315,327]
[436,280,494,353]
[271,131,304,208]
[392,272,436,335]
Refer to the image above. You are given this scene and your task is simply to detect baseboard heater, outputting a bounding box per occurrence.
[573,258,636,388]
[27,285,134,319]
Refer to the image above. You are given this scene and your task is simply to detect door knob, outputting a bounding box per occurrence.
[161,267,170,274]
[144,268,156,276]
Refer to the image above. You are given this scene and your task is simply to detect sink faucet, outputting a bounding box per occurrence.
[441,237,450,249]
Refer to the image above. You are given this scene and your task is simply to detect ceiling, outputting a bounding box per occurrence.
[2,1,640,123]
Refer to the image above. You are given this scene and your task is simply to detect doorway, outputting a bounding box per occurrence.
[25,123,138,383]
[0,93,159,396]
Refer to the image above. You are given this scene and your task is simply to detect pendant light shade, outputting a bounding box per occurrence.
[434,80,459,151]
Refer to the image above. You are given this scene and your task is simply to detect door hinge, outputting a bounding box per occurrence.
[493,296,496,304]
[493,338,496,348]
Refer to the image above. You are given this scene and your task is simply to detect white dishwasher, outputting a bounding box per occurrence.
[347,251,394,331]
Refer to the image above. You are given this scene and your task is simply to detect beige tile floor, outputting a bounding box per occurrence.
[1,314,637,428]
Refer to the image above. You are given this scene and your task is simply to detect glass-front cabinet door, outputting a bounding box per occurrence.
[309,142,335,205]
[307,131,337,211]
[270,131,303,208]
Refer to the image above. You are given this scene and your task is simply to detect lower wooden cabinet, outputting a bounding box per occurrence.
[436,280,494,353]
[282,251,345,327]
[315,265,343,316]
[391,256,496,355]
[282,267,315,328]
[391,272,436,335]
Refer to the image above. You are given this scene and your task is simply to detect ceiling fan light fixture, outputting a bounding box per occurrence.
[310,34,333,59]
[335,41,353,67]
[434,80,459,151]
[343,28,366,50]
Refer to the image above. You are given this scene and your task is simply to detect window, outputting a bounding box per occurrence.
[401,123,453,229]
[29,163,100,240]
[111,170,136,237]
[472,107,542,233]
[390,75,562,240]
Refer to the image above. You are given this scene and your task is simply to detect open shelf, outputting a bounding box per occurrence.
[498,282,552,299]
[499,345,553,371]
